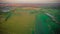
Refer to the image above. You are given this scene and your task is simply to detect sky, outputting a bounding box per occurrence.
[0,0,60,3]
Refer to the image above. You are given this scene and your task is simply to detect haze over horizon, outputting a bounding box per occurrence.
[0,0,60,3]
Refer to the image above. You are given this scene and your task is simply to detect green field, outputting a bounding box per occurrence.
[0,7,60,34]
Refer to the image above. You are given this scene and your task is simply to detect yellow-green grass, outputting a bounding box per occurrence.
[2,8,36,34]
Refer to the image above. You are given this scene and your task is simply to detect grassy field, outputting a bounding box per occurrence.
[2,7,37,34]
[1,7,59,34]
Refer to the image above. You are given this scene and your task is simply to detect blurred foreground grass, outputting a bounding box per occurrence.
[0,7,60,34]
